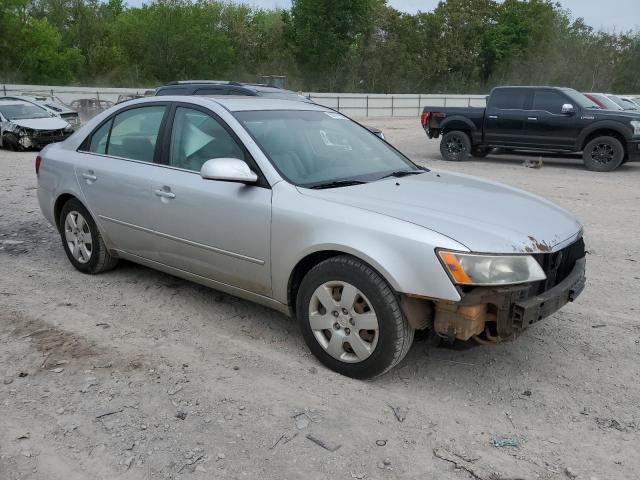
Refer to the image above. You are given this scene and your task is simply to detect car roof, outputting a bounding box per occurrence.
[158,81,296,94]
[0,98,37,106]
[203,96,327,112]
[131,95,328,112]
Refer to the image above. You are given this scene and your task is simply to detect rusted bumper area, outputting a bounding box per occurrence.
[511,257,585,330]
[434,256,586,341]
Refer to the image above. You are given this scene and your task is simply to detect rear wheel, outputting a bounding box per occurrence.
[59,198,118,274]
[582,136,624,172]
[296,255,414,378]
[440,131,471,161]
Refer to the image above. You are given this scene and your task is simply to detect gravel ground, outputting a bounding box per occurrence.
[1,117,639,480]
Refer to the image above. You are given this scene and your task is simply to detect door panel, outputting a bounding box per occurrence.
[523,90,580,149]
[148,105,272,295]
[150,167,272,295]
[75,105,167,259]
[484,88,530,145]
[75,154,158,259]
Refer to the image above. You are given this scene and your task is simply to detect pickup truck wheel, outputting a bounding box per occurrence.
[296,255,414,379]
[471,146,490,158]
[440,131,471,161]
[582,136,624,172]
[59,198,118,274]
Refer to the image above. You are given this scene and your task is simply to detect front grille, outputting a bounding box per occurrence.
[33,129,65,138]
[532,237,585,293]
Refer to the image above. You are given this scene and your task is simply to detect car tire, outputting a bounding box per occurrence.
[582,136,624,172]
[471,146,491,158]
[2,133,22,151]
[440,131,471,161]
[296,255,414,379]
[59,198,118,274]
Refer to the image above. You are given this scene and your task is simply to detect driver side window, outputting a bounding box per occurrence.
[532,90,567,114]
[169,107,245,172]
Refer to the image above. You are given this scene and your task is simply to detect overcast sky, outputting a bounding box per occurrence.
[227,0,640,32]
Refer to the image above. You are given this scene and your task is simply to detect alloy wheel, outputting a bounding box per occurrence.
[64,211,93,264]
[308,281,379,363]
[447,135,466,155]
[590,142,615,165]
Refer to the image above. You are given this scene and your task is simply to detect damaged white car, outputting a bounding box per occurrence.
[0,99,74,151]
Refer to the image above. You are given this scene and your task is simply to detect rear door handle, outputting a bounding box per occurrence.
[488,115,498,119]
[154,188,176,199]
[82,172,97,181]
[527,117,538,121]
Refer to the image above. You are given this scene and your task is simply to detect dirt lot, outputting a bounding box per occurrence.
[1,117,639,480]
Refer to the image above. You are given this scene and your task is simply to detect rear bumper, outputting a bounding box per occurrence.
[626,139,640,161]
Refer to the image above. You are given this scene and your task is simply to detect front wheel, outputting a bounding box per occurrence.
[582,136,624,172]
[440,130,471,161]
[2,133,23,151]
[296,255,414,378]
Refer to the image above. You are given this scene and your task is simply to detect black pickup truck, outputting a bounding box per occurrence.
[421,86,640,171]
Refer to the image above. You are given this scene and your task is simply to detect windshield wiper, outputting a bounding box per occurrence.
[309,180,368,190]
[377,169,425,180]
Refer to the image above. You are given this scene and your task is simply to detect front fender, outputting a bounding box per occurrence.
[575,119,632,150]
[270,183,466,306]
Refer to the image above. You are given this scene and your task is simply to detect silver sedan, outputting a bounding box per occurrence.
[37,97,586,378]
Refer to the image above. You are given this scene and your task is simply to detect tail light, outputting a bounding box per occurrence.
[420,111,430,126]
[35,155,42,176]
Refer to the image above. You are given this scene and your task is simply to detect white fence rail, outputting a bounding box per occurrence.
[1,84,488,119]
[306,93,488,117]
[4,84,636,120]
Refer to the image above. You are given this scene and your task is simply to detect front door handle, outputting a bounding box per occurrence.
[154,188,176,199]
[527,117,538,121]
[82,172,97,181]
[488,115,498,119]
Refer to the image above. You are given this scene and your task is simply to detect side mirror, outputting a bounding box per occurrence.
[200,158,258,183]
[561,103,575,115]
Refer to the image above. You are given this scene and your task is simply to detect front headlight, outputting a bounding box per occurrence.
[631,120,640,136]
[438,250,546,286]
[64,125,74,133]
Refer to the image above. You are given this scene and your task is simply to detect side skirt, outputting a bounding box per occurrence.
[112,249,290,316]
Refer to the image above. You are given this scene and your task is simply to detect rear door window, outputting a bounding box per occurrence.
[490,89,528,110]
[99,106,166,162]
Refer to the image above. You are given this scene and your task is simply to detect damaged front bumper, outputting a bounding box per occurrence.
[17,129,72,149]
[435,256,586,341]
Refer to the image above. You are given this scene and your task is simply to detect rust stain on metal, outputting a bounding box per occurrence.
[527,235,552,252]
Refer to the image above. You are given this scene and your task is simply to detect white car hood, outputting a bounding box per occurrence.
[10,117,69,130]
[299,170,582,254]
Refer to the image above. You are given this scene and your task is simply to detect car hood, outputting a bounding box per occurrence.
[299,170,582,253]
[9,117,69,130]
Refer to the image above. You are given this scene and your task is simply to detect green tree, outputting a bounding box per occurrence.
[285,0,378,91]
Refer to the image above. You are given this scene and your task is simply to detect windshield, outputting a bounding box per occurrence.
[606,94,636,110]
[234,110,421,188]
[562,89,598,109]
[0,104,50,120]
[590,94,623,110]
